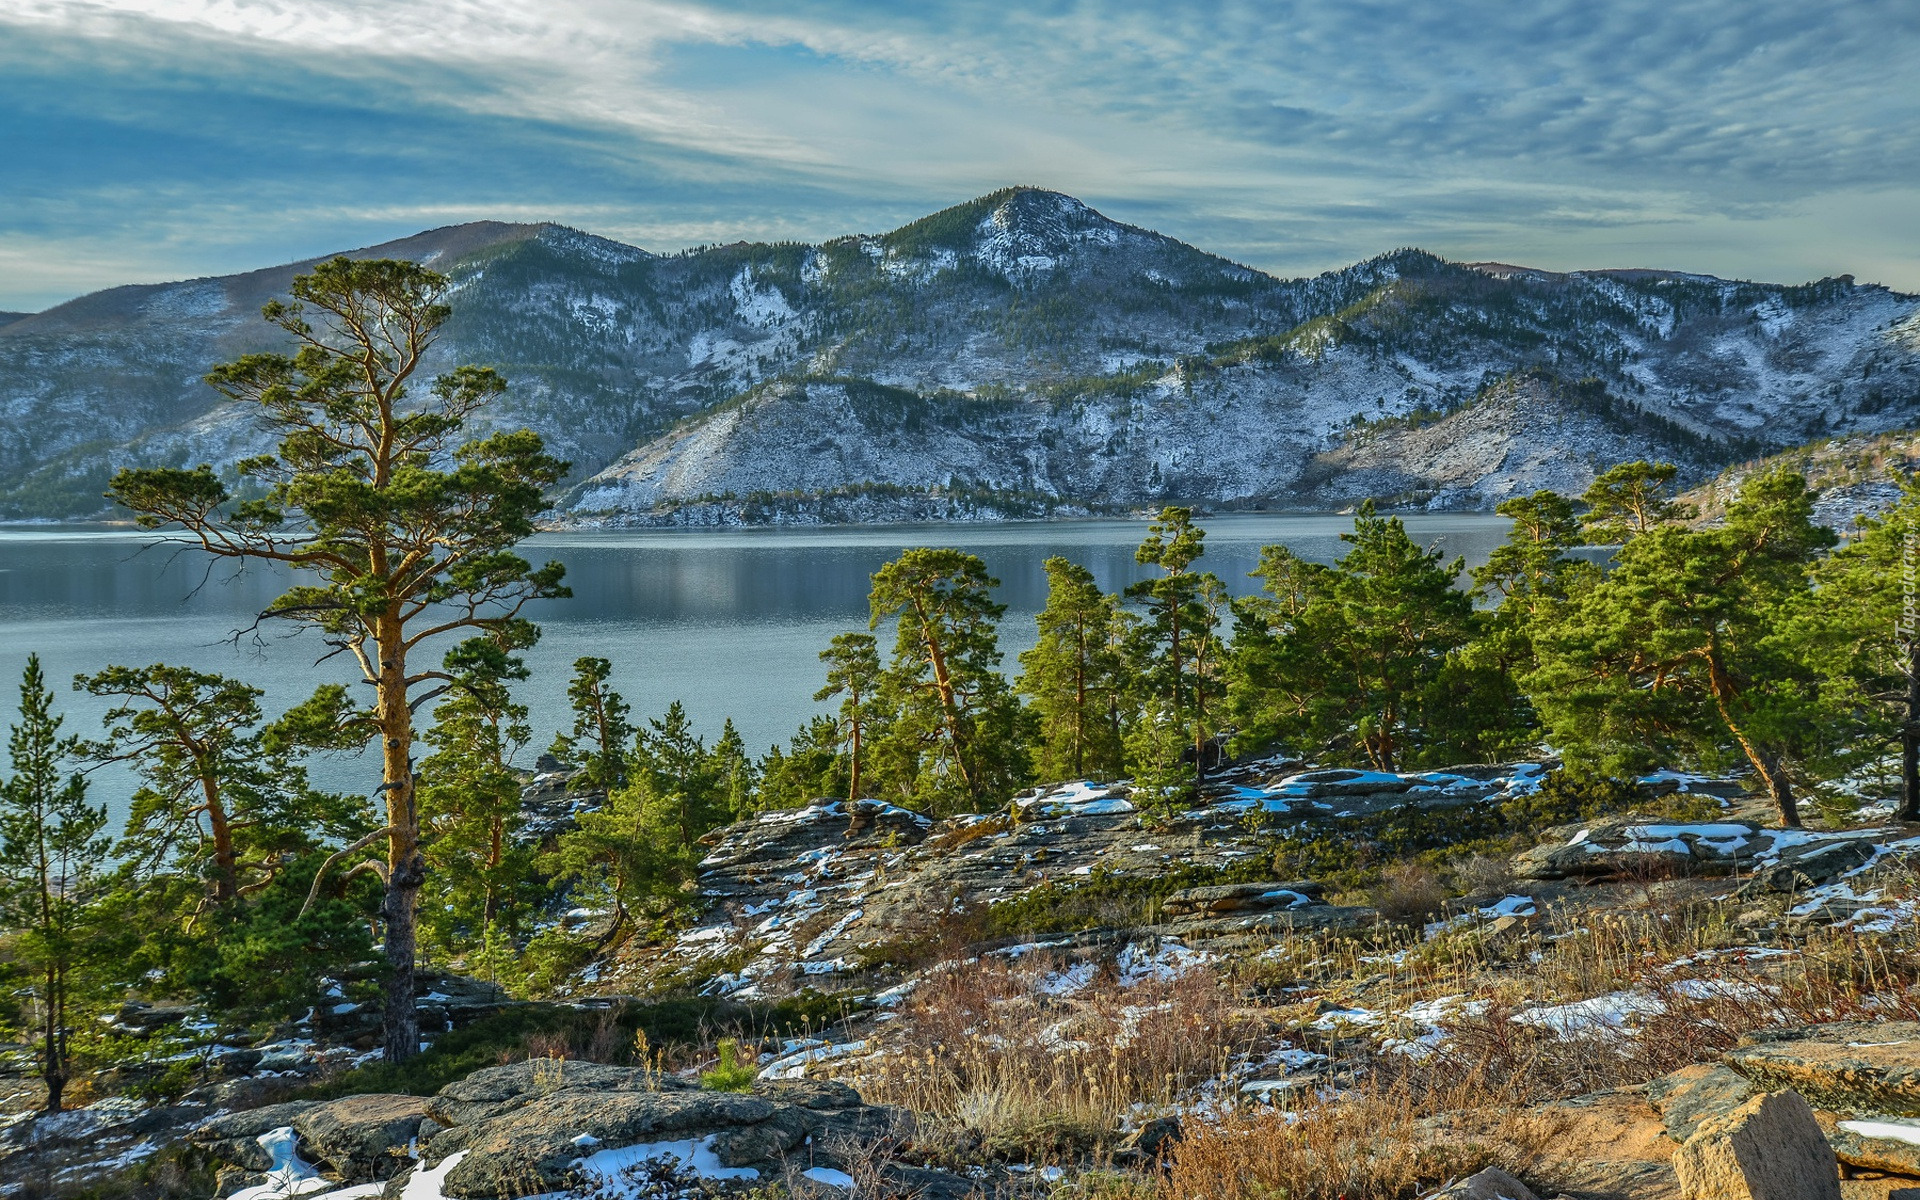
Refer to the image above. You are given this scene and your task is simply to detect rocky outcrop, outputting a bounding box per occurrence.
[186,1060,916,1198]
[1725,1022,1920,1117]
[1670,1090,1840,1200]
[393,1061,910,1199]
[662,761,1544,998]
[1649,1063,1756,1143]
[1651,1024,1920,1180]
[1516,821,1899,887]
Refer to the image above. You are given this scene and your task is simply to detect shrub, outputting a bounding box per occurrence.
[700,1039,759,1091]
[1371,862,1447,925]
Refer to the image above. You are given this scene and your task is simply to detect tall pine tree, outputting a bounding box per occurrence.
[1017,557,1127,782]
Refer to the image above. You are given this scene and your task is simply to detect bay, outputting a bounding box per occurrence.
[0,513,1511,820]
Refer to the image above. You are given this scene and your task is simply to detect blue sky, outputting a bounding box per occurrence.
[2,0,1916,311]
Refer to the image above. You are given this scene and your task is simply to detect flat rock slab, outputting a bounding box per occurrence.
[1829,1117,1920,1176]
[1727,1023,1920,1117]
[426,1089,791,1197]
[427,1060,694,1127]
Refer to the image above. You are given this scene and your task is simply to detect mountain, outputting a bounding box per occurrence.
[1680,426,1920,532]
[3,187,1917,521]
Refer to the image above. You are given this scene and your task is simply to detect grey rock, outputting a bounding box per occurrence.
[428,1090,784,1197]
[190,1101,320,1171]
[1747,839,1876,893]
[1159,881,1324,916]
[294,1093,432,1182]
[427,1060,694,1127]
[1426,1167,1540,1200]
[1118,1115,1182,1162]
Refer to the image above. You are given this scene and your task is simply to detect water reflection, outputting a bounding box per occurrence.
[0,514,1511,819]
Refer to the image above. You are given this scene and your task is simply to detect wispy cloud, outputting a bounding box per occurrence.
[1,0,1914,309]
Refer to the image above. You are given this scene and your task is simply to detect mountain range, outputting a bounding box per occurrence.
[3,187,1916,523]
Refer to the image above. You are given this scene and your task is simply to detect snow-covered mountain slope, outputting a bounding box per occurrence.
[3,187,1916,520]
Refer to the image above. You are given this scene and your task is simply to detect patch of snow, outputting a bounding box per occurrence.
[1513,990,1663,1036]
[1840,1118,1920,1147]
[759,1039,869,1080]
[804,1166,856,1188]
[1038,961,1099,996]
[229,1127,333,1200]
[1116,942,1213,986]
[576,1136,761,1185]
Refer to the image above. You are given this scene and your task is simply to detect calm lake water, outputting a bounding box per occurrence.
[0,514,1511,819]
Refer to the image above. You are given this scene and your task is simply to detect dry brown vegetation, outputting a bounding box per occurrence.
[815,860,1920,1199]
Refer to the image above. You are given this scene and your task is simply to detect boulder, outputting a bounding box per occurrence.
[1671,1090,1840,1200]
[294,1093,431,1181]
[189,1101,320,1172]
[1425,1166,1540,1200]
[424,1089,790,1196]
[1117,1115,1182,1162]
[1746,840,1877,894]
[1726,1022,1920,1116]
[381,1060,907,1199]
[426,1060,695,1126]
[1516,820,1762,881]
[1648,1064,1756,1142]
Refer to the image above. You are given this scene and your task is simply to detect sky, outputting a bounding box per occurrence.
[2,0,1917,312]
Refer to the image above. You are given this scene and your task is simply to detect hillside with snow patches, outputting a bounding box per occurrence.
[2,188,1916,521]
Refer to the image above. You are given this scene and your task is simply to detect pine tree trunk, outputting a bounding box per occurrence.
[42,964,65,1114]
[377,620,422,1064]
[1904,646,1920,821]
[1706,650,1798,828]
[381,860,424,1063]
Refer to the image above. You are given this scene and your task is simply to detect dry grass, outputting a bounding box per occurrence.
[860,952,1260,1162]
[1163,1073,1566,1200]
[1371,862,1447,925]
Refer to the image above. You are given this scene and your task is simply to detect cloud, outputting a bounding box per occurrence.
[0,0,1915,308]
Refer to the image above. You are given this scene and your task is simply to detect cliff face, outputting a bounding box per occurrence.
[4,188,1916,521]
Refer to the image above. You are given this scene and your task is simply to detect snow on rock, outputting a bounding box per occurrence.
[1115,942,1214,986]
[228,1127,334,1200]
[758,1039,871,1081]
[395,1150,468,1200]
[576,1137,761,1185]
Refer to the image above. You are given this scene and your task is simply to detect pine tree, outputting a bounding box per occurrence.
[1788,475,1920,818]
[1580,460,1695,543]
[756,717,850,812]
[712,719,760,822]
[0,656,111,1113]
[1124,508,1226,789]
[1529,467,1835,825]
[550,703,729,929]
[76,664,362,908]
[107,258,569,1062]
[1017,557,1126,782]
[417,636,539,963]
[548,657,634,791]
[1228,504,1472,769]
[815,633,882,814]
[868,548,1030,812]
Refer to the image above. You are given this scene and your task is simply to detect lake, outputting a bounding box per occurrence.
[0,514,1512,818]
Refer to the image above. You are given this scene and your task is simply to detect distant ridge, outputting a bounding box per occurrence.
[1,187,1915,524]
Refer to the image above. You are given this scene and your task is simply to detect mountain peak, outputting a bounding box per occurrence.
[875,186,1143,278]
